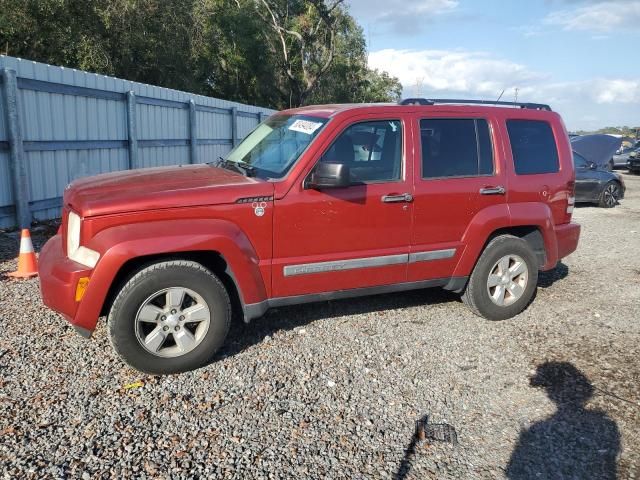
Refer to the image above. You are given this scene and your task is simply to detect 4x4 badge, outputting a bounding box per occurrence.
[252,202,267,217]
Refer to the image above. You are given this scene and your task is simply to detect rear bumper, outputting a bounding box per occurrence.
[39,234,94,336]
[554,222,581,261]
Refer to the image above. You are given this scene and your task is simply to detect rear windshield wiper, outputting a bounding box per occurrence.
[211,157,256,177]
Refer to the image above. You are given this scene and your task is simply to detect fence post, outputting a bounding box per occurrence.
[126,91,138,170]
[189,100,197,164]
[231,107,238,147]
[1,68,31,228]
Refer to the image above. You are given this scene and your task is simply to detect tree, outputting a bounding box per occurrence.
[255,0,345,107]
[191,0,282,107]
[304,12,402,105]
[0,0,403,108]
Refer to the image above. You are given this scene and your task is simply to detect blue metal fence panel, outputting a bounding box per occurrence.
[0,151,12,214]
[0,55,275,228]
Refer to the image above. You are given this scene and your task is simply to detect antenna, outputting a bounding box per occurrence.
[514,87,519,104]
[495,89,505,104]
[414,76,425,98]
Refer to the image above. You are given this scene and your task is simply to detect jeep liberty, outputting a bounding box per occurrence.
[39,98,581,374]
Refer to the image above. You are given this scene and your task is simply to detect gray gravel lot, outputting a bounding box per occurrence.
[1,174,639,479]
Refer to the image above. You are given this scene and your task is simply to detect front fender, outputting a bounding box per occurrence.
[75,219,268,332]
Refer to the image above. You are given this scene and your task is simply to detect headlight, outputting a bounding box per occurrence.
[67,211,100,268]
[67,211,81,257]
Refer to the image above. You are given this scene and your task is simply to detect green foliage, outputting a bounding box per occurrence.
[0,0,402,109]
[574,126,640,137]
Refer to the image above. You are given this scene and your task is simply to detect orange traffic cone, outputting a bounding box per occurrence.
[8,229,38,278]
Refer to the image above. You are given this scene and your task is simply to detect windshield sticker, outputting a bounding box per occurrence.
[288,119,323,135]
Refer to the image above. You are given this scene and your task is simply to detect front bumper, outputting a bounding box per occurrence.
[554,222,581,261]
[39,234,94,336]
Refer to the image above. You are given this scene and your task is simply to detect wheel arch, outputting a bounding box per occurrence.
[452,202,559,278]
[484,226,546,268]
[100,250,244,323]
[74,219,269,333]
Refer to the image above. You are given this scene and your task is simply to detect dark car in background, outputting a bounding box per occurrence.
[574,152,625,207]
[614,142,640,170]
[571,134,621,171]
[627,147,640,173]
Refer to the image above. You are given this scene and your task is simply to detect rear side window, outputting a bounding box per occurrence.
[507,120,559,175]
[421,119,494,178]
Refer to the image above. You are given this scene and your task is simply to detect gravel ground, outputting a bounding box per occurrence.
[1,174,639,479]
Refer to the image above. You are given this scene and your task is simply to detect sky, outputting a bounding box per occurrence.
[347,0,640,131]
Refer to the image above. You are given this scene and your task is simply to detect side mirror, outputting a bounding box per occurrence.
[307,162,350,189]
[588,162,597,170]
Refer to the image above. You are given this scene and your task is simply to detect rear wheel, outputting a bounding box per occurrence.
[108,260,231,374]
[462,235,538,320]
[598,181,620,208]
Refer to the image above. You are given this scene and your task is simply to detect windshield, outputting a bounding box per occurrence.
[225,114,328,179]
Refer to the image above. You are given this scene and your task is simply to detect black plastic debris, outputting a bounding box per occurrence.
[416,415,458,446]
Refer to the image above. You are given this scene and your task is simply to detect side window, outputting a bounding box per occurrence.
[421,118,494,179]
[320,120,402,183]
[507,120,560,175]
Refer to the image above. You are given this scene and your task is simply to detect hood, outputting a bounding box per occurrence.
[65,164,273,217]
[571,135,621,167]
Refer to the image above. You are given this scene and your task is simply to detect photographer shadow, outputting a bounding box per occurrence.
[506,362,620,479]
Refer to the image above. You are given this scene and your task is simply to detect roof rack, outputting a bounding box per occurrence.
[398,98,552,111]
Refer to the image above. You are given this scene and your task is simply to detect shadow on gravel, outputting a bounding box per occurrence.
[537,262,569,289]
[0,221,60,261]
[396,413,429,480]
[219,288,459,359]
[0,234,20,262]
[506,362,620,480]
[395,414,458,480]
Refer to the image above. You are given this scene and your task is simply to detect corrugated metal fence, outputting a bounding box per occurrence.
[0,55,275,228]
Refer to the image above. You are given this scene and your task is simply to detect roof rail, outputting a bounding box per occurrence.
[398,98,552,111]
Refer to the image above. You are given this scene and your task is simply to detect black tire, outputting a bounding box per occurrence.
[461,235,538,321]
[108,260,231,374]
[598,181,621,208]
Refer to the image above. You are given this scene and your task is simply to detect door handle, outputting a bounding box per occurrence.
[381,193,413,203]
[479,186,505,195]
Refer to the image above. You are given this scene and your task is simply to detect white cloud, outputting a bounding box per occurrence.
[368,49,547,98]
[368,48,640,130]
[544,1,640,33]
[518,79,640,105]
[347,0,458,33]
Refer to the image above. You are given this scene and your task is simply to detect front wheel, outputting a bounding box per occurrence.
[108,260,231,374]
[462,235,538,321]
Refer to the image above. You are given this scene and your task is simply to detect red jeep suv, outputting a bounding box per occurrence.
[39,98,580,374]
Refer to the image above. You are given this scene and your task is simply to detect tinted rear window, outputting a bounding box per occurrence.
[507,120,559,175]
[421,118,494,178]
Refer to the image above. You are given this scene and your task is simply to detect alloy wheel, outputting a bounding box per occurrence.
[603,183,619,208]
[134,287,211,358]
[486,255,529,306]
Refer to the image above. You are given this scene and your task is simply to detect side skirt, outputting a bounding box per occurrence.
[243,276,468,322]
